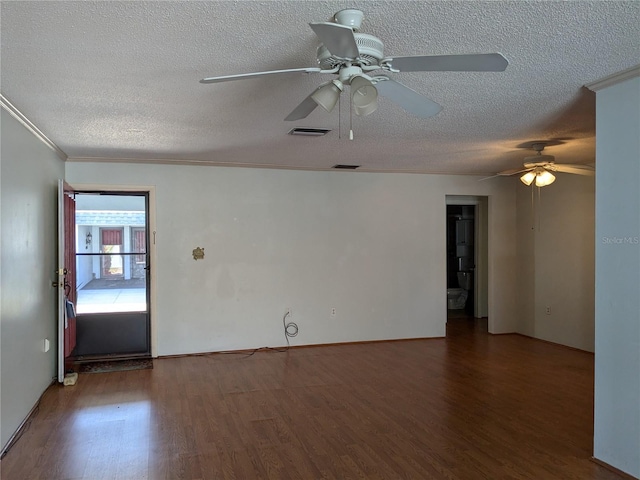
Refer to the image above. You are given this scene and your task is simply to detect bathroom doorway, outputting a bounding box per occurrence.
[445,196,488,320]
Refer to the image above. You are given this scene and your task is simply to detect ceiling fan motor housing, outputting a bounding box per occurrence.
[316,33,385,69]
[524,154,555,166]
[334,9,364,29]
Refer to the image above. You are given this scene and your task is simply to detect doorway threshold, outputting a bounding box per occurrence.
[71,352,151,364]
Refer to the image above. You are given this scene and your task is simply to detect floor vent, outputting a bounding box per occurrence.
[332,164,360,170]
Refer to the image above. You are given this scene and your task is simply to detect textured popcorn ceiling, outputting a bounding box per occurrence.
[1,1,639,174]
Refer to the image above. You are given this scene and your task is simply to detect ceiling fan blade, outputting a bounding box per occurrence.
[200,67,321,84]
[480,167,532,181]
[481,167,533,181]
[478,174,502,181]
[497,167,531,176]
[284,93,319,121]
[309,22,359,59]
[373,77,442,118]
[384,53,508,72]
[552,164,596,176]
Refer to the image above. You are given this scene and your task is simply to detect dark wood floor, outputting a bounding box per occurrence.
[1,317,623,480]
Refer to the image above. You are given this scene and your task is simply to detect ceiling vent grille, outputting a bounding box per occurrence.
[288,127,331,136]
[332,164,360,170]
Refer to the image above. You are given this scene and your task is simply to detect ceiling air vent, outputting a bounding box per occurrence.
[332,164,360,170]
[288,127,331,136]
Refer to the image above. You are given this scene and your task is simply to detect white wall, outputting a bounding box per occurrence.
[516,174,596,351]
[592,75,640,478]
[1,108,65,450]
[66,162,518,356]
[516,184,536,337]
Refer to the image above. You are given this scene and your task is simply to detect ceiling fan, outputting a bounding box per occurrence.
[495,143,595,187]
[200,9,508,122]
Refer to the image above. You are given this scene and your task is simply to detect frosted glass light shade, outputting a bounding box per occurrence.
[311,80,343,112]
[520,171,536,186]
[520,168,556,187]
[535,170,556,187]
[350,75,378,116]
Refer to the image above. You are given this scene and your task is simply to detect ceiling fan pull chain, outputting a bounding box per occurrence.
[537,186,542,232]
[338,94,342,139]
[531,184,535,231]
[349,90,354,140]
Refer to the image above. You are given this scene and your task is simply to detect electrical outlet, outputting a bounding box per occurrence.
[43,338,50,352]
[330,307,336,318]
[545,306,551,315]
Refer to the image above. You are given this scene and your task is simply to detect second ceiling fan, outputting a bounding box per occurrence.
[496,143,595,187]
[201,9,509,121]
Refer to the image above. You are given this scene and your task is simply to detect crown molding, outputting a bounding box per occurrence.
[66,156,498,177]
[0,94,68,161]
[585,64,640,92]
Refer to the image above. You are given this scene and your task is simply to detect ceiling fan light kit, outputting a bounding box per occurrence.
[200,9,509,124]
[496,141,594,187]
[520,167,556,187]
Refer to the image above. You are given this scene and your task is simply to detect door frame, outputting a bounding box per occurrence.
[445,195,489,318]
[65,183,158,358]
[57,180,77,382]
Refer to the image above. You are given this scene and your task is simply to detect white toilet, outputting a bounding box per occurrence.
[447,272,472,310]
[447,288,466,309]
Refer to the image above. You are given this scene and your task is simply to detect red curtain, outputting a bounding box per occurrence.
[101,229,123,246]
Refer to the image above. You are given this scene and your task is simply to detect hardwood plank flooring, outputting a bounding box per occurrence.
[0,317,624,479]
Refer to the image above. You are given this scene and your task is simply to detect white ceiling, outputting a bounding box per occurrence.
[1,1,639,174]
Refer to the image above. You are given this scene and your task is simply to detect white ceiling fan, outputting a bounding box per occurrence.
[495,142,595,187]
[200,9,509,122]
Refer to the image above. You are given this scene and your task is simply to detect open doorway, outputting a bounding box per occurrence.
[73,192,150,360]
[445,196,488,324]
